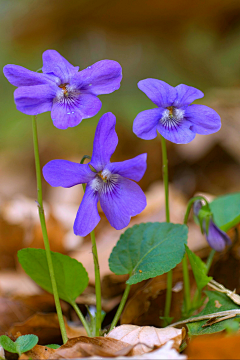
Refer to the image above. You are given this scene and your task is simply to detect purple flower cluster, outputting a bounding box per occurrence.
[4,50,224,235]
[3,50,122,129]
[133,79,221,144]
[194,200,231,252]
[43,112,147,236]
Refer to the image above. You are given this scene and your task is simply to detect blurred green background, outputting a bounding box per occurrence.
[1,0,240,197]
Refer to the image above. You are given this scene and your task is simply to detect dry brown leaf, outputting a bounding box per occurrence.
[50,336,133,359]
[19,345,56,360]
[9,313,86,345]
[107,324,184,355]
[0,294,59,334]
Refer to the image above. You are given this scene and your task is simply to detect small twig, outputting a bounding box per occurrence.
[208,279,240,305]
[201,314,236,328]
[169,309,240,327]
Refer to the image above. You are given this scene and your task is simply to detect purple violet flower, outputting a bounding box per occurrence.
[203,219,232,252]
[194,200,231,252]
[3,50,122,129]
[133,79,221,144]
[43,112,147,236]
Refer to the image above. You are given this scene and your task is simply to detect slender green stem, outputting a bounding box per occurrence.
[206,249,216,273]
[80,156,102,336]
[160,136,170,222]
[90,229,102,335]
[182,253,191,313]
[32,116,68,344]
[72,302,91,336]
[110,284,131,331]
[160,135,172,321]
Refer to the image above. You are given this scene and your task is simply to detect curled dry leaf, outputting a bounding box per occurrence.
[107,324,184,355]
[51,336,133,359]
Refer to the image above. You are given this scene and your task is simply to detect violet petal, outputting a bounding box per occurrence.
[3,64,56,87]
[72,60,122,95]
[43,160,95,188]
[138,79,176,107]
[90,112,118,172]
[185,104,221,135]
[174,84,204,107]
[133,108,164,140]
[51,93,101,130]
[106,153,147,181]
[99,176,146,230]
[42,50,79,83]
[14,84,57,115]
[73,185,100,236]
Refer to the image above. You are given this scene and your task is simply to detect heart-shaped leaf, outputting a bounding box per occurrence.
[109,222,188,285]
[18,248,88,305]
[185,245,212,291]
[210,193,240,232]
[0,335,38,356]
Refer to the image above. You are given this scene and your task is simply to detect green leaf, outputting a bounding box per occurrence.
[0,336,17,354]
[45,344,60,349]
[210,193,240,232]
[18,248,89,304]
[187,291,240,335]
[109,222,188,285]
[15,335,38,355]
[185,245,212,291]
[0,335,38,356]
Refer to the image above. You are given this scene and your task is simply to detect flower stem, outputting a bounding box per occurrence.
[206,249,216,273]
[160,135,172,321]
[182,195,211,314]
[32,116,68,344]
[90,229,102,336]
[109,283,131,331]
[71,302,91,336]
[80,155,102,336]
[182,253,191,313]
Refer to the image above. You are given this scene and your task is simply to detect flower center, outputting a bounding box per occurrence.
[90,170,119,193]
[160,106,185,129]
[59,83,69,96]
[55,83,80,105]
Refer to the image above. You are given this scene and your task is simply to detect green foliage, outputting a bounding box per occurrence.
[0,335,38,356]
[109,222,188,285]
[210,193,240,232]
[185,245,212,291]
[45,344,60,349]
[18,248,89,305]
[187,291,240,335]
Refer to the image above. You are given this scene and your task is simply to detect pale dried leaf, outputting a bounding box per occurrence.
[115,340,187,359]
[107,325,184,355]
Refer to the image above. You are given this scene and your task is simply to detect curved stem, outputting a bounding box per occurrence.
[32,116,68,344]
[160,135,172,321]
[110,284,131,331]
[183,195,209,225]
[72,302,91,336]
[182,195,211,314]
